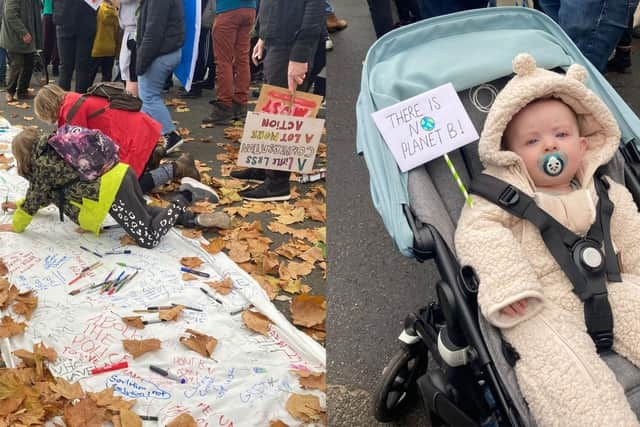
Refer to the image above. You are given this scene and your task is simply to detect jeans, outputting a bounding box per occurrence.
[138,49,181,135]
[537,0,638,72]
[325,0,334,13]
[0,48,6,83]
[212,8,255,105]
[366,0,395,38]
[57,25,95,92]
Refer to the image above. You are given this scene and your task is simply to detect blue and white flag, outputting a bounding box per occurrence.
[175,0,201,92]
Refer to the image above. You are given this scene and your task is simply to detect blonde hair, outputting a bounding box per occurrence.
[34,84,66,124]
[12,128,40,178]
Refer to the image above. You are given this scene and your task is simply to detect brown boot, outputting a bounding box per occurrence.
[147,144,166,171]
[326,13,348,32]
[174,153,201,181]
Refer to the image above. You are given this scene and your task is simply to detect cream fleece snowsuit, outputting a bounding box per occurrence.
[455,53,640,426]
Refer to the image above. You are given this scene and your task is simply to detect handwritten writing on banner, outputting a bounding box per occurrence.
[372,82,479,172]
[237,112,324,174]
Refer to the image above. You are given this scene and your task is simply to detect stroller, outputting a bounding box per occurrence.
[356,7,640,426]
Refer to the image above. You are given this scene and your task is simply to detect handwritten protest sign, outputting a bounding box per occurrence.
[372,82,479,172]
[255,84,323,118]
[84,0,103,10]
[237,112,324,174]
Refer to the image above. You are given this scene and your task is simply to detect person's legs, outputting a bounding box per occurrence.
[75,31,97,92]
[56,26,76,91]
[366,0,395,38]
[138,49,182,135]
[16,52,35,97]
[101,57,115,82]
[607,13,634,73]
[502,304,637,425]
[0,48,6,86]
[232,9,256,106]
[556,0,634,72]
[212,10,237,106]
[109,168,187,249]
[5,52,25,99]
[42,15,56,67]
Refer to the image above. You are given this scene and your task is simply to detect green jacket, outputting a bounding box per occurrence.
[0,0,42,53]
[13,136,128,235]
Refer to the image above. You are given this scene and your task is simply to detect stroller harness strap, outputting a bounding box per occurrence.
[469,170,621,351]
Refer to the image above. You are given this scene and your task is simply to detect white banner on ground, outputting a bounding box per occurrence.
[372,82,479,172]
[0,126,325,426]
[237,112,324,174]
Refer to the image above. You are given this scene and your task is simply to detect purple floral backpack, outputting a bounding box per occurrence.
[48,125,119,181]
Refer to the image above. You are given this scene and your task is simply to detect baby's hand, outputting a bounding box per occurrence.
[500,299,528,317]
[1,201,16,212]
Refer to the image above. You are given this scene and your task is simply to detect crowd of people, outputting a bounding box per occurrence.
[0,0,344,247]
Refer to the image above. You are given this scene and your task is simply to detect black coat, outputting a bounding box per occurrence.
[258,0,324,63]
[52,0,96,33]
[136,0,185,76]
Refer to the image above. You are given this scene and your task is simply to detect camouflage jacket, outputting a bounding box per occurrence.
[21,135,100,224]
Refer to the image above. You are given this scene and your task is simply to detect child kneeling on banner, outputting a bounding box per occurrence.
[0,128,229,247]
[455,53,640,425]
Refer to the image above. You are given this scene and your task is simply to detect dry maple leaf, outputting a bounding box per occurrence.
[50,377,84,400]
[88,387,136,411]
[205,277,233,295]
[0,258,7,276]
[188,200,217,214]
[301,326,326,342]
[159,305,184,321]
[290,295,326,328]
[262,252,280,275]
[201,237,225,254]
[12,290,38,320]
[269,421,289,427]
[122,339,161,358]
[179,329,217,358]
[64,397,108,427]
[119,408,142,427]
[121,316,145,329]
[299,246,324,264]
[292,370,326,391]
[0,278,18,309]
[167,412,197,427]
[120,234,138,246]
[227,240,251,264]
[275,207,306,225]
[181,229,202,239]
[0,315,26,337]
[251,274,279,300]
[281,279,303,294]
[182,273,198,281]
[180,257,204,268]
[0,395,24,416]
[13,342,57,378]
[242,310,272,335]
[285,394,324,423]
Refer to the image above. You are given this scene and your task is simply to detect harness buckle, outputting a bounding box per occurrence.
[585,292,614,352]
[498,185,519,206]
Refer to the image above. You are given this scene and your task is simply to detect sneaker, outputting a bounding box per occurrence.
[179,177,219,203]
[232,101,248,121]
[174,153,201,181]
[325,37,334,52]
[17,91,35,100]
[238,178,290,202]
[195,212,231,229]
[230,168,266,182]
[202,101,233,125]
[326,13,348,32]
[163,131,184,154]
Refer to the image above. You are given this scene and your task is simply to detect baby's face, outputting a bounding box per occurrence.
[504,99,587,191]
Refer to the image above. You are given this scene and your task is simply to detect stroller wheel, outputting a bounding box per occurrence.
[373,343,428,422]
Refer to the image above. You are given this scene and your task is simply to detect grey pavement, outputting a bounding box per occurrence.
[327,2,640,426]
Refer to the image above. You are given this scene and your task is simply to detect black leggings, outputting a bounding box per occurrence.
[109,169,186,248]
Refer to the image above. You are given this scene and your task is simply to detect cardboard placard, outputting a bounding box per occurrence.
[237,112,324,174]
[371,82,479,172]
[254,84,323,118]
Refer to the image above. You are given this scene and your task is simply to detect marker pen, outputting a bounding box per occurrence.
[180,267,210,278]
[104,250,132,255]
[140,416,159,421]
[90,361,128,375]
[142,318,167,325]
[80,245,103,258]
[149,365,186,384]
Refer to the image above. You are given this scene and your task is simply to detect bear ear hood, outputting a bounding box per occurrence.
[478,53,620,189]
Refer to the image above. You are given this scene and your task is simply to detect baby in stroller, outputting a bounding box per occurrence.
[455,53,640,425]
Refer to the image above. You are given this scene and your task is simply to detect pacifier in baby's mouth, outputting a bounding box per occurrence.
[538,152,567,177]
